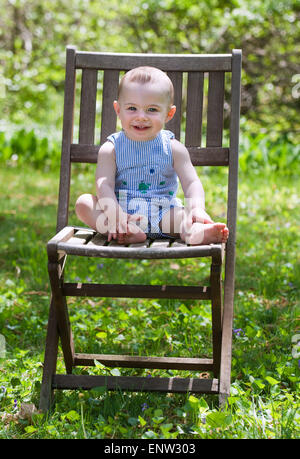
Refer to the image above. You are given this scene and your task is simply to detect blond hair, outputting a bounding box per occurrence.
[118,66,174,105]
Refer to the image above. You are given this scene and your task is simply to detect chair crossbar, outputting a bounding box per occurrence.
[70,144,229,166]
[53,374,219,394]
[62,283,211,300]
[73,353,214,371]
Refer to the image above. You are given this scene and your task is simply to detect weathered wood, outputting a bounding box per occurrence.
[219,49,242,403]
[47,226,75,262]
[171,239,186,247]
[57,237,222,259]
[69,229,93,245]
[74,353,214,371]
[70,144,229,166]
[206,71,225,147]
[167,71,182,140]
[88,233,107,246]
[75,51,232,72]
[48,262,74,373]
[100,70,119,144]
[210,262,223,377]
[188,147,228,166]
[79,69,98,144]
[39,298,59,412]
[150,239,171,249]
[227,50,242,249]
[53,374,219,394]
[128,239,150,248]
[185,72,204,147]
[57,46,76,232]
[62,282,211,299]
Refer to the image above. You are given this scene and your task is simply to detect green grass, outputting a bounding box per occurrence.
[0,164,299,439]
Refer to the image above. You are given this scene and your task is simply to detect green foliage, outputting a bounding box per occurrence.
[0,0,299,137]
[0,0,127,127]
[0,0,299,439]
[0,126,299,175]
[0,128,61,170]
[238,129,300,174]
[0,165,299,439]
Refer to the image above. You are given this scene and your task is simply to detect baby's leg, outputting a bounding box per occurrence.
[182,221,229,245]
[75,194,100,231]
[75,194,146,243]
[160,207,229,245]
[159,206,184,237]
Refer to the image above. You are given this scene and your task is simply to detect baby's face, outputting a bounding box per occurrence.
[114,81,176,141]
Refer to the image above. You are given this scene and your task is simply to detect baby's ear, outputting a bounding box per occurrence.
[113,100,120,116]
[166,105,176,122]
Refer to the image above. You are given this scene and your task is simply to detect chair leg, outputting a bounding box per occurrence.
[48,261,74,373]
[218,242,236,407]
[210,261,223,378]
[219,392,229,409]
[39,297,59,412]
[40,259,75,412]
[218,294,234,407]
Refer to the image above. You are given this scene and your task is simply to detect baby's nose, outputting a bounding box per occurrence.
[136,109,147,119]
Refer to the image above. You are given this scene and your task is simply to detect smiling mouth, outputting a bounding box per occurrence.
[132,125,150,131]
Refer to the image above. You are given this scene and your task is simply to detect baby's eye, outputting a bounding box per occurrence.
[148,107,158,112]
[127,106,136,111]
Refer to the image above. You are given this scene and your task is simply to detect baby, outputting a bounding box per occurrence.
[75,66,229,245]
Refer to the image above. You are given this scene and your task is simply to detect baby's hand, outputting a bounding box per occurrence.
[108,212,145,242]
[107,209,129,241]
[116,214,146,243]
[191,208,214,224]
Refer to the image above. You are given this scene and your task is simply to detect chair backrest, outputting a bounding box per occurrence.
[57,47,242,244]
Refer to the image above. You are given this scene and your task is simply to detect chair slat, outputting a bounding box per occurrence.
[171,239,185,247]
[185,72,204,146]
[150,239,171,248]
[72,229,93,244]
[87,233,107,246]
[128,239,150,248]
[70,144,229,166]
[206,71,225,147]
[79,69,98,144]
[66,237,88,246]
[100,70,119,144]
[167,71,183,140]
[74,353,213,370]
[75,52,232,72]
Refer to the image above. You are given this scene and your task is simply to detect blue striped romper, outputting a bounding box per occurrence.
[107,129,183,238]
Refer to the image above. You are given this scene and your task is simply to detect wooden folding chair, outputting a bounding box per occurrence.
[39,46,241,412]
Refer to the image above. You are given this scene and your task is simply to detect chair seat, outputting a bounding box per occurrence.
[48,226,224,260]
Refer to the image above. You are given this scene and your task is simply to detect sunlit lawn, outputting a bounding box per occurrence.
[0,164,299,439]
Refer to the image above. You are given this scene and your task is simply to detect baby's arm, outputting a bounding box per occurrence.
[95,141,129,239]
[171,139,213,223]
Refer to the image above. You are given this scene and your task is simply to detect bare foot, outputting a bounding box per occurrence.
[116,223,147,245]
[184,222,229,245]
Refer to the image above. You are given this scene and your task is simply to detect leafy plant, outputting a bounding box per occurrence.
[0,161,299,439]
